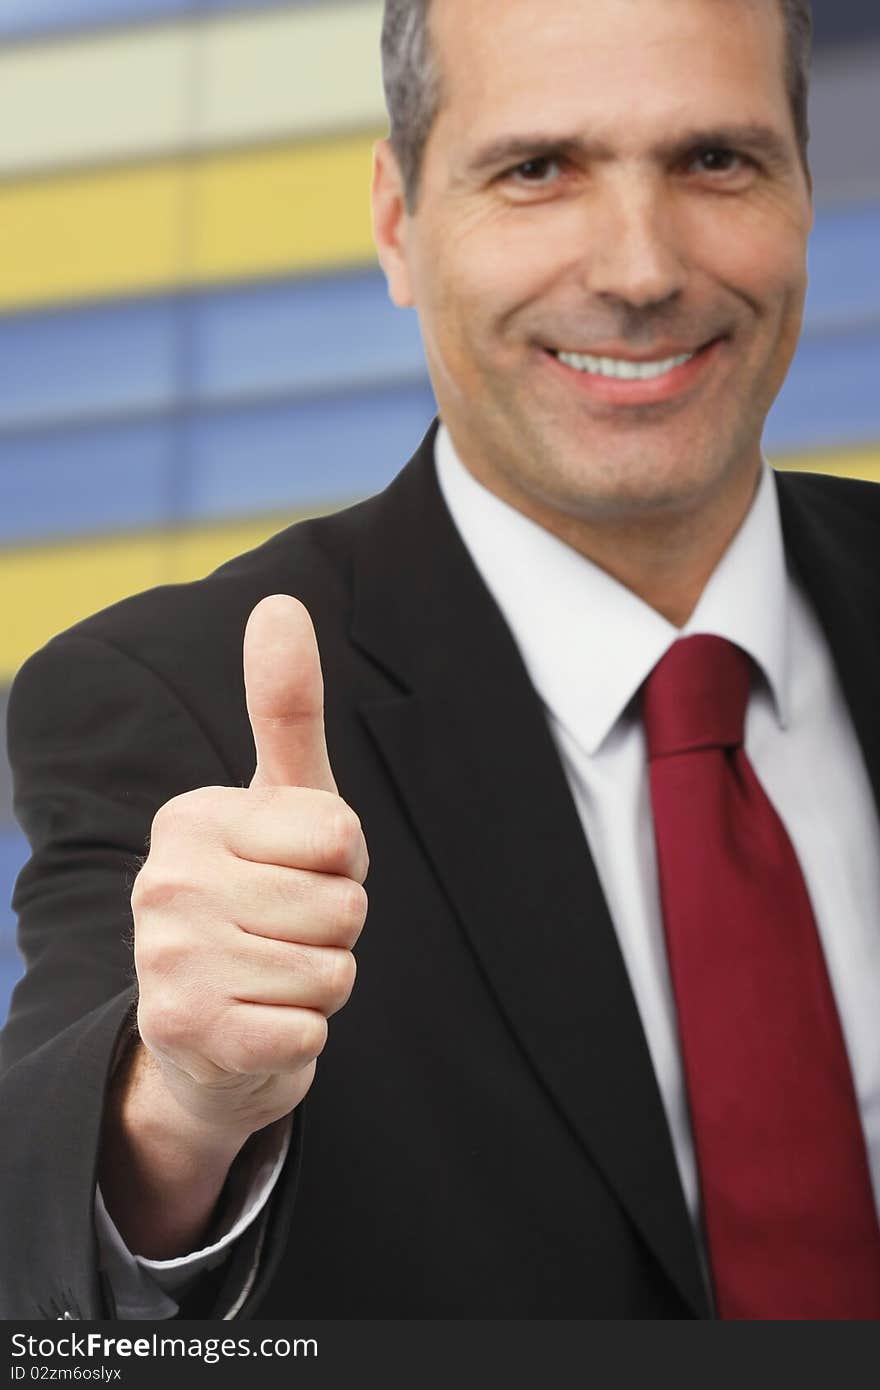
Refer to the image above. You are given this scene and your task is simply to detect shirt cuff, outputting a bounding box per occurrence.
[95,1116,293,1320]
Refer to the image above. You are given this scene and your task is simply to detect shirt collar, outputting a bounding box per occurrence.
[435,424,790,756]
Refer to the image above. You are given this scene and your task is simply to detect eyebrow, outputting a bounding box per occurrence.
[462,123,795,179]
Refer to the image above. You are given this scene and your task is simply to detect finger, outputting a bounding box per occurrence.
[225,787,369,882]
[244,595,337,794]
[206,1004,328,1077]
[223,939,357,1017]
[229,866,368,949]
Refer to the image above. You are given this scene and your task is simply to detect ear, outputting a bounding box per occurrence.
[372,139,416,308]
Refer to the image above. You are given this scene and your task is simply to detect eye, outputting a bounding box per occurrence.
[507,156,563,186]
[689,147,750,177]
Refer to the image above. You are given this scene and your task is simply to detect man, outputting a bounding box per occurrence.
[2,0,879,1320]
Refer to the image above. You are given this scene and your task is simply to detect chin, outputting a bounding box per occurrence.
[530,449,722,521]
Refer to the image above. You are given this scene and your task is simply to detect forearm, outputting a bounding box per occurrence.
[98,1040,249,1260]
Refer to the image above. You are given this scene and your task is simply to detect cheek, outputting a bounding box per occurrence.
[421,255,525,369]
[419,205,578,338]
[685,201,809,320]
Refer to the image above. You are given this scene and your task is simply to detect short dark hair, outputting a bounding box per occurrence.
[381,0,813,211]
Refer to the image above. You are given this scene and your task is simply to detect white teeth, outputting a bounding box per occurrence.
[555,350,694,380]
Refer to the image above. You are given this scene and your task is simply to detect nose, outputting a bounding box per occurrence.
[584,171,687,311]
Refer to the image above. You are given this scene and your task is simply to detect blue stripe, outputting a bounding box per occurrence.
[0,295,181,433]
[0,0,312,42]
[0,417,182,544]
[0,829,27,1027]
[189,380,437,518]
[0,380,438,544]
[0,270,426,434]
[805,203,880,327]
[192,273,428,404]
[766,322,880,453]
[0,828,28,947]
[0,954,23,1031]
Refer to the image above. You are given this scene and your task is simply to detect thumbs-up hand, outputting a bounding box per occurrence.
[130,595,368,1148]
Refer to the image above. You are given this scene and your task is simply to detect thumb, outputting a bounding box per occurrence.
[244,594,338,793]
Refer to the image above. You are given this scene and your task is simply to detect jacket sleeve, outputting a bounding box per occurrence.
[0,629,239,1319]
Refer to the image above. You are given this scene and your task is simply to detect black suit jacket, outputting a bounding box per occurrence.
[2,424,880,1320]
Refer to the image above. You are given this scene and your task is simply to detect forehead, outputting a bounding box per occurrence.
[427,0,791,151]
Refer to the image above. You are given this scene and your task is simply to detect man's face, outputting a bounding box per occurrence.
[374,0,813,531]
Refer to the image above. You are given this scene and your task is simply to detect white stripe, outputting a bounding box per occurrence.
[200,4,385,150]
[0,2,386,177]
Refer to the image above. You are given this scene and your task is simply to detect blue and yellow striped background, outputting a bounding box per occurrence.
[2,0,879,1021]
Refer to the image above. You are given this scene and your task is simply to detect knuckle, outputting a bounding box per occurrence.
[131,869,203,925]
[134,926,193,984]
[322,803,363,865]
[358,837,370,884]
[137,995,192,1054]
[296,1010,329,1062]
[129,864,152,915]
[324,948,357,1014]
[131,855,176,908]
[337,880,368,941]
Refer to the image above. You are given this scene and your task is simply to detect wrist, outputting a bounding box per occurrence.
[99,1042,251,1259]
[126,1043,254,1172]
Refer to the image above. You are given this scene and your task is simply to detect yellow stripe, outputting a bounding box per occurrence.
[771,445,880,484]
[0,3,385,178]
[0,133,380,312]
[0,509,320,685]
[195,137,379,284]
[1,445,878,686]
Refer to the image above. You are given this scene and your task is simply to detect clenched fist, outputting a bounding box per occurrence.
[131,594,368,1140]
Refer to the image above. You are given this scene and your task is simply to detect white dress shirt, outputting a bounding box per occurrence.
[98,423,880,1314]
[436,424,880,1226]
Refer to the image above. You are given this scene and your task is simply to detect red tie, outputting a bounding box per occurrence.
[643,635,880,1319]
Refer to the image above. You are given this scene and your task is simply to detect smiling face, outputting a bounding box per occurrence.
[373,0,813,541]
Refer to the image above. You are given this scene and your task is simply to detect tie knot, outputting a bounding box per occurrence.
[642,635,752,760]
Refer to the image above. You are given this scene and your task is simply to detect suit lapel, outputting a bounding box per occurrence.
[777,469,880,816]
[350,428,709,1316]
